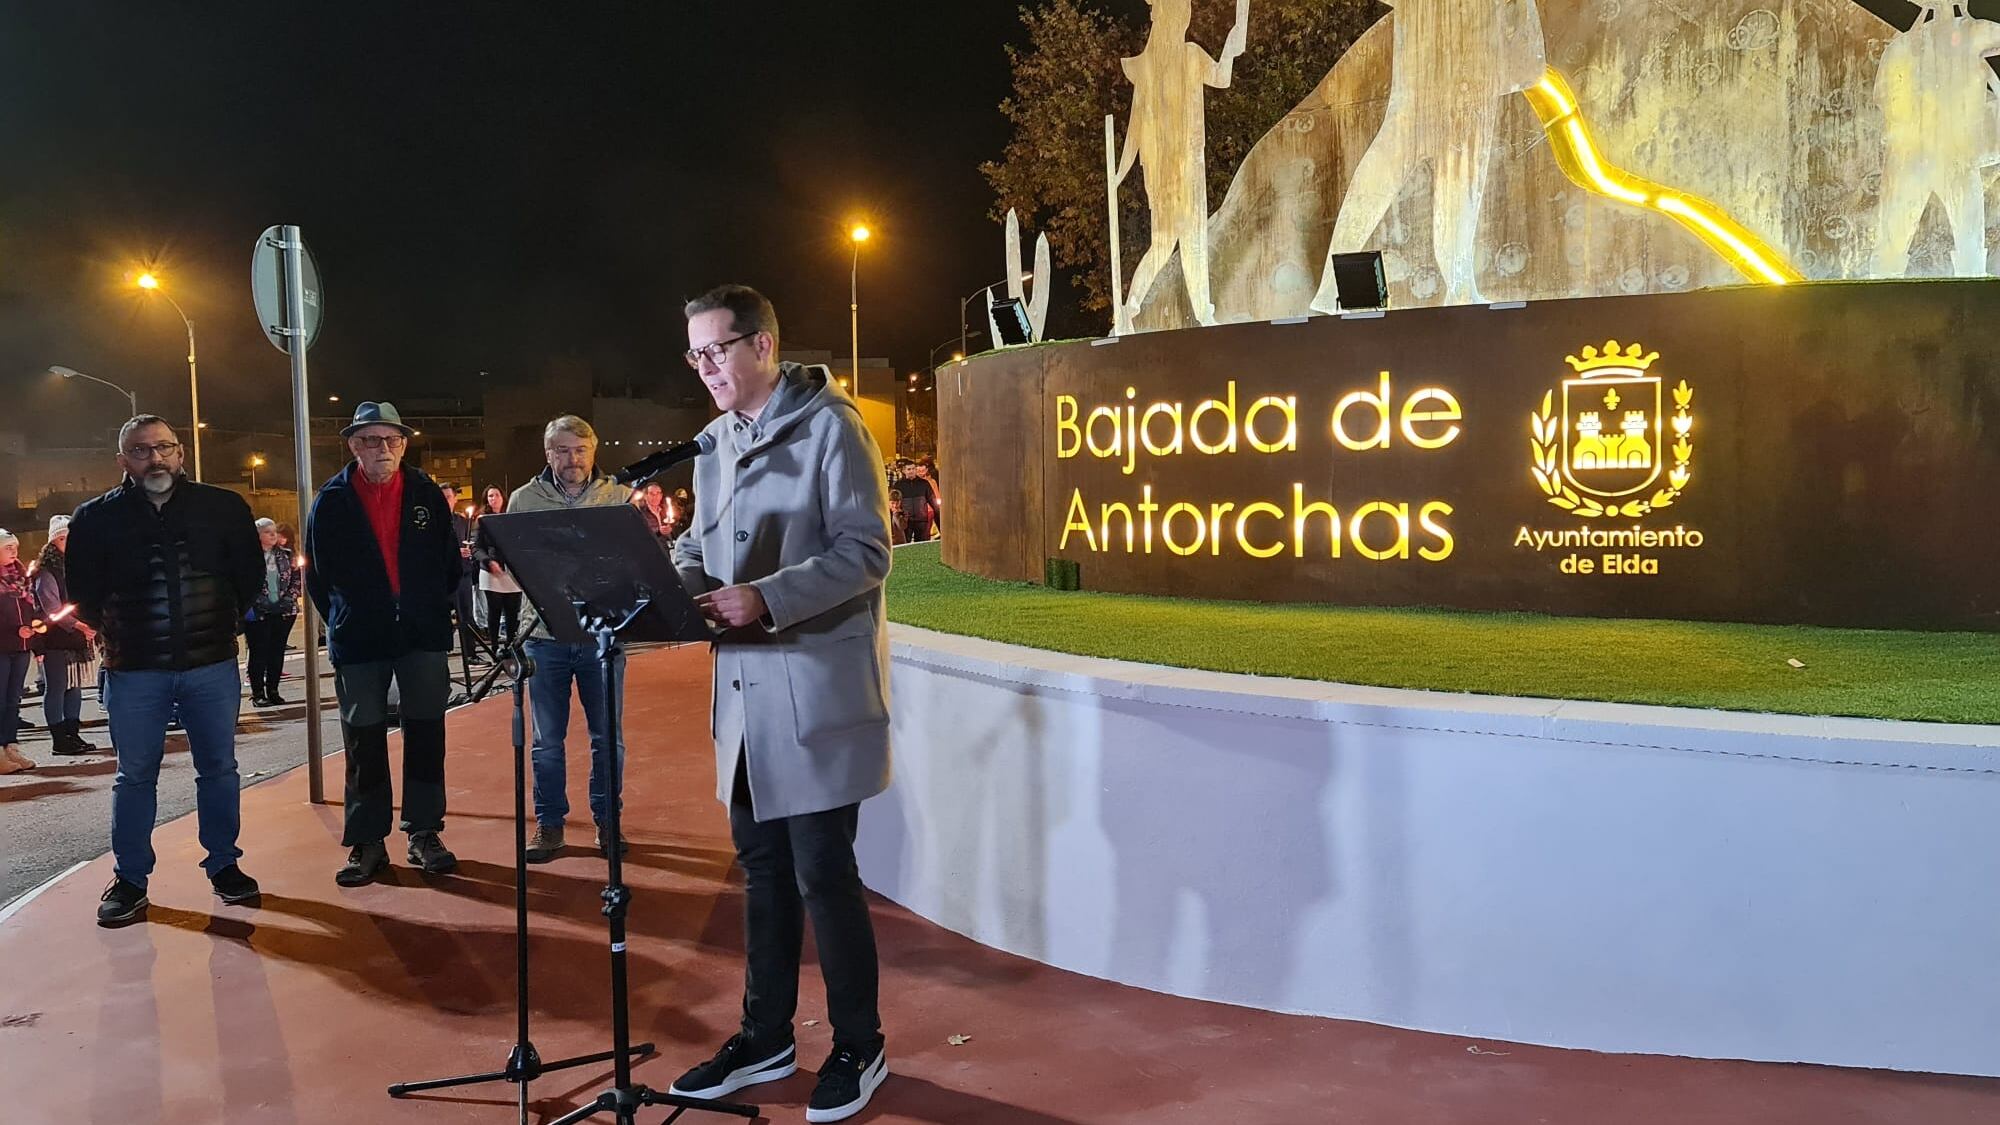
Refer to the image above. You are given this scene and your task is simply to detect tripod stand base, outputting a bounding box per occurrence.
[386,1040,655,1098]
[544,1082,759,1125]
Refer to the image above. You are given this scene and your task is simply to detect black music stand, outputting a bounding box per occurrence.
[392,506,745,1125]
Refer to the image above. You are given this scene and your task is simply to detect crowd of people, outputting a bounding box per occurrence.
[2,283,902,1121]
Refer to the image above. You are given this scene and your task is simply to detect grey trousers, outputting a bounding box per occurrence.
[334,649,451,846]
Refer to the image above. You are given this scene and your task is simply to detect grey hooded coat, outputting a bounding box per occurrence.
[673,363,894,821]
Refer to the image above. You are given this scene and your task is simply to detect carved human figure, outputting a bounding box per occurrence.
[1112,0,1250,330]
[1310,0,1546,312]
[1872,2,2000,278]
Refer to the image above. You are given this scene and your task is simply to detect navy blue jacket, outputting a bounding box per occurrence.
[305,463,462,666]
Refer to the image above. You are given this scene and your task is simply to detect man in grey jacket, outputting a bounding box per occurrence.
[667,285,893,1124]
[508,415,634,862]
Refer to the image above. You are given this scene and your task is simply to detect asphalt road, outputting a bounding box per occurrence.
[0,646,508,908]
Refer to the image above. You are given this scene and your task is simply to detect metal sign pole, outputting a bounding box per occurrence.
[282,224,325,804]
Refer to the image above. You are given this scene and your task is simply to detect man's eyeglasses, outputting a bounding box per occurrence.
[122,441,182,460]
[685,331,758,370]
[352,434,408,450]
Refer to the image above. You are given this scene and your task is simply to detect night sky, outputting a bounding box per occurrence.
[0,1,1038,446]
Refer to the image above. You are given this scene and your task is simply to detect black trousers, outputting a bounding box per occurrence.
[453,579,483,662]
[483,590,522,649]
[244,615,293,696]
[335,650,451,845]
[729,762,882,1053]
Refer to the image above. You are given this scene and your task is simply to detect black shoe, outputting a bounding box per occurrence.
[336,840,390,887]
[594,827,629,856]
[668,1034,797,1100]
[249,692,269,707]
[265,692,289,706]
[50,725,94,756]
[524,824,565,864]
[64,722,101,754]
[807,1044,888,1123]
[96,878,149,927]
[407,832,457,874]
[210,864,261,905]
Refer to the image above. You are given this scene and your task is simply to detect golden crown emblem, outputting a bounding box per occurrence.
[1565,340,1660,374]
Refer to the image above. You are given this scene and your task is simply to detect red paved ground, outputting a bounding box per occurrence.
[1,643,1994,1124]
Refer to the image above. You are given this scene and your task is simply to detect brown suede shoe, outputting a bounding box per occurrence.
[525,824,565,863]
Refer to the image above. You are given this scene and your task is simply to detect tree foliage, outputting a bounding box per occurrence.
[982,0,1382,316]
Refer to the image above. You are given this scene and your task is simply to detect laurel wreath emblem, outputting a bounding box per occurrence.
[1530,380,1692,518]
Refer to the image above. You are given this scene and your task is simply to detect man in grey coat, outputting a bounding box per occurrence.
[667,285,893,1124]
[507,415,635,862]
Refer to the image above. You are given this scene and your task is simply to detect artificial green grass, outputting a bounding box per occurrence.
[883,543,2000,725]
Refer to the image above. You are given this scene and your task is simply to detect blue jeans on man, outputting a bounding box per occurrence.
[527,638,623,831]
[104,658,244,889]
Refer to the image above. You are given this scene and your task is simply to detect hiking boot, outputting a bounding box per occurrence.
[336,840,390,887]
[525,824,565,863]
[807,1044,889,1123]
[407,832,458,874]
[210,865,262,905]
[669,1033,798,1100]
[594,827,629,856]
[97,878,149,927]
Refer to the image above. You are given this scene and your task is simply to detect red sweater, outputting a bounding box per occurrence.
[353,469,405,597]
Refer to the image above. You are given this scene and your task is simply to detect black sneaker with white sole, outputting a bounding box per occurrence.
[209,864,262,905]
[96,878,149,927]
[668,1034,797,1100]
[807,1044,888,1123]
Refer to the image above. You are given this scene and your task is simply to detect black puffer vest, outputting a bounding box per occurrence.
[66,477,262,672]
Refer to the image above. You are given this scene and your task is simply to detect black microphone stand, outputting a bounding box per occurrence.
[386,619,655,1122]
[545,600,756,1125]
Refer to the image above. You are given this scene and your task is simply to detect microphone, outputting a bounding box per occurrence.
[614,432,715,485]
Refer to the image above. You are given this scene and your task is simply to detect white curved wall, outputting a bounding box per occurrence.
[858,625,2000,1077]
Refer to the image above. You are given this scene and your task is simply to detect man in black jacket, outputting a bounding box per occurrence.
[66,415,264,927]
[306,401,464,886]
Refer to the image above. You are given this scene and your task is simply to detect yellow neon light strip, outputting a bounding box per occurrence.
[1523,69,1803,286]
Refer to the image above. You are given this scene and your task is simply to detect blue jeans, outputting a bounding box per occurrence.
[526,639,623,830]
[105,659,244,889]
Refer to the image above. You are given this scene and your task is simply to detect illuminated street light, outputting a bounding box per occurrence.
[133,269,205,481]
[849,221,872,400]
[248,453,266,491]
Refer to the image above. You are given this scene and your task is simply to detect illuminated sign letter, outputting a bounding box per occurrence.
[1350,501,1411,560]
[1137,485,1160,554]
[1162,502,1207,556]
[1056,395,1081,459]
[1085,405,1122,460]
[1292,483,1341,558]
[1234,502,1285,558]
[1244,395,1299,454]
[1141,402,1184,456]
[1190,381,1239,455]
[1333,372,1393,451]
[1100,501,1136,553]
[1060,488,1099,552]
[1417,501,1455,561]
[1206,502,1237,556]
[1400,388,1463,450]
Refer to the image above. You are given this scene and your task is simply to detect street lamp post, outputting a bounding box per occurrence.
[136,272,203,481]
[849,224,870,400]
[959,273,1035,359]
[48,365,137,418]
[248,453,266,492]
[927,337,973,376]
